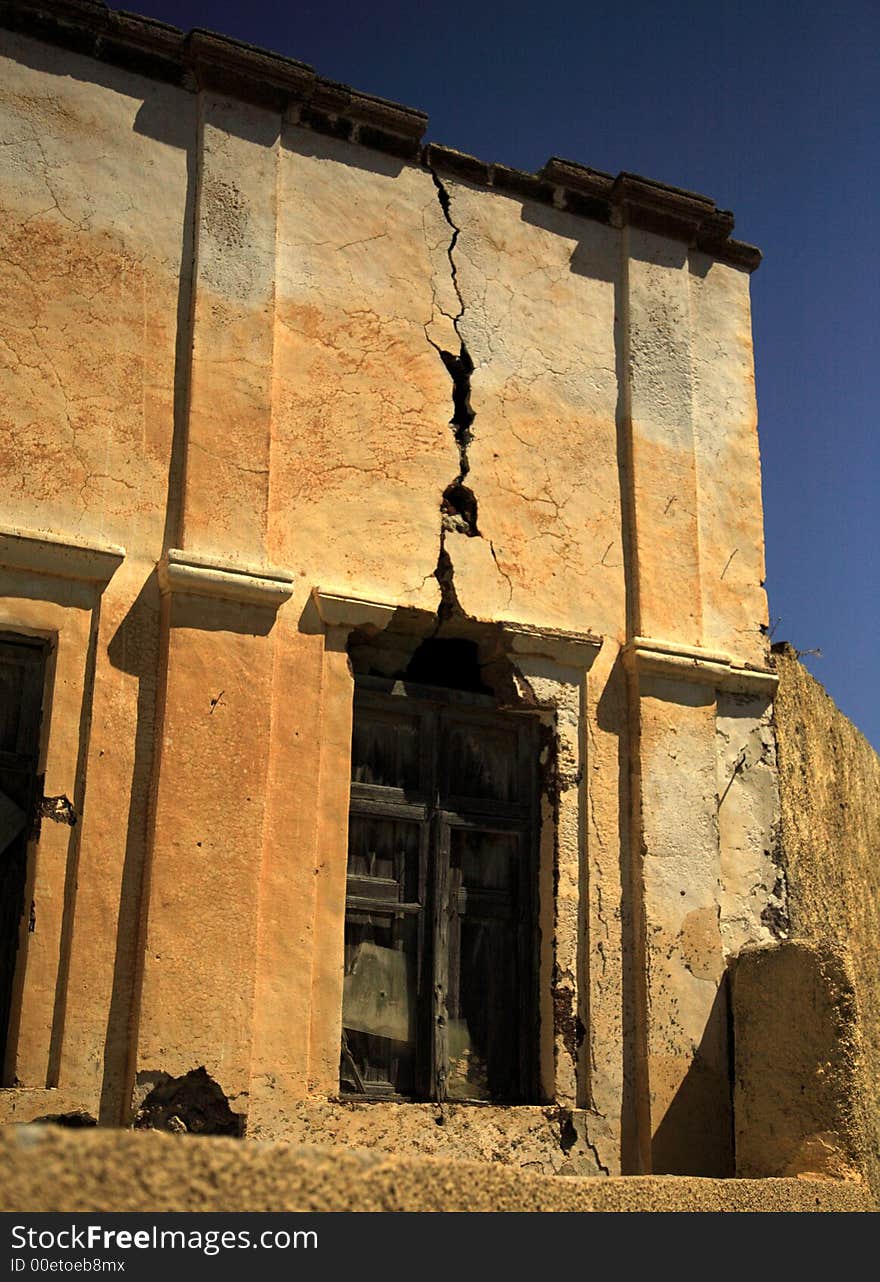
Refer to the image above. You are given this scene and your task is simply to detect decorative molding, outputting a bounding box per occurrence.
[159,549,294,607]
[501,621,603,668]
[624,636,778,695]
[0,525,124,586]
[311,588,396,632]
[310,589,604,669]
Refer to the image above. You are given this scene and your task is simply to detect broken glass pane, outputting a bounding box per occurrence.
[341,915,417,1096]
[343,941,413,1042]
[347,815,419,898]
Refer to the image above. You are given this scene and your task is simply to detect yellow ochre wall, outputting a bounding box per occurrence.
[0,5,797,1182]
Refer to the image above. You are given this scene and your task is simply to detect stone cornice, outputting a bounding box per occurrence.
[1,1,760,270]
[159,549,294,607]
[0,0,427,157]
[0,524,124,584]
[624,636,778,695]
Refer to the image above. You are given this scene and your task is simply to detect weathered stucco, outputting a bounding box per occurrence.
[1,2,868,1201]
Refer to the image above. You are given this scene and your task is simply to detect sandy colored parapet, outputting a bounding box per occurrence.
[0,1126,874,1213]
[732,939,865,1182]
[772,647,880,1198]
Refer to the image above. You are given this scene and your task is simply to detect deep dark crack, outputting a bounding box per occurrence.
[429,166,483,617]
[430,168,466,328]
[433,538,462,627]
[427,169,513,610]
[439,345,475,479]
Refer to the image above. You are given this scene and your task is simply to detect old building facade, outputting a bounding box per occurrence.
[0,0,797,1179]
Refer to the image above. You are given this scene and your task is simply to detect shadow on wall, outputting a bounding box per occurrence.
[646,937,871,1182]
[101,570,163,1124]
[102,576,283,1124]
[651,975,734,1178]
[594,655,643,1174]
[520,202,617,285]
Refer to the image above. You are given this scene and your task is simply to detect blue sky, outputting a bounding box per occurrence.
[135,0,878,745]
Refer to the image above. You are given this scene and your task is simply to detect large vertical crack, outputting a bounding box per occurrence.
[426,167,490,623]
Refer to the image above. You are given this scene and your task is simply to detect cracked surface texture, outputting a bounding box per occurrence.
[0,21,829,1189]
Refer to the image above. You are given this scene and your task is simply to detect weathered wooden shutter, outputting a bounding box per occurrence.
[341,677,539,1103]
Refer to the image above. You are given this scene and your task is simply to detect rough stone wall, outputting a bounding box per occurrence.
[772,646,880,1196]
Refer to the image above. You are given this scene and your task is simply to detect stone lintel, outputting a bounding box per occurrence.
[310,590,603,670]
[159,549,294,606]
[624,636,778,695]
[310,588,396,633]
[501,621,603,668]
[0,525,125,586]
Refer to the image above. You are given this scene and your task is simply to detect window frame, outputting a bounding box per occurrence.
[341,674,541,1104]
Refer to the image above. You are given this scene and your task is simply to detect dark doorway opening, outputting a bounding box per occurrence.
[0,634,47,1078]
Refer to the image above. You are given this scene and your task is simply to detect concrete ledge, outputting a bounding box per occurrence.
[0,525,124,585]
[624,636,778,695]
[311,590,604,670]
[159,549,294,607]
[0,1127,873,1212]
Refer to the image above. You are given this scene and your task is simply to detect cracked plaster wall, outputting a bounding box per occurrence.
[0,29,190,1125]
[0,26,784,1179]
[0,32,188,551]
